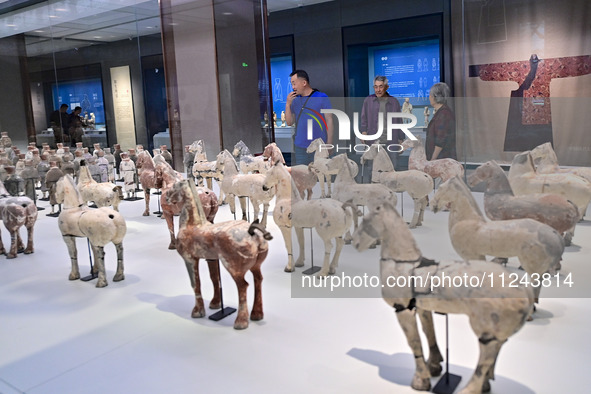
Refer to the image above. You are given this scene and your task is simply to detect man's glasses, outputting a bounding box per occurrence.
[373,85,386,90]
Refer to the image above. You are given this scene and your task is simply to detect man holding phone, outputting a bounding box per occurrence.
[285,70,333,165]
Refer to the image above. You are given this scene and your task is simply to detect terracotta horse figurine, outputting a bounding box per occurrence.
[155,162,218,249]
[508,151,591,219]
[263,142,317,200]
[232,140,270,174]
[361,143,433,228]
[215,149,275,227]
[0,180,37,258]
[432,176,564,301]
[136,150,159,216]
[326,153,396,242]
[165,179,272,329]
[191,140,219,189]
[77,160,123,211]
[263,161,356,274]
[401,138,464,183]
[352,200,534,394]
[306,138,358,198]
[530,142,591,183]
[468,160,579,245]
[55,175,127,288]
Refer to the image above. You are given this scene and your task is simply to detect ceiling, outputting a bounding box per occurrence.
[0,0,333,57]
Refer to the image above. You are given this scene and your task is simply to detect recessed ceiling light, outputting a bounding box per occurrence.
[146,26,153,29]
[93,36,102,39]
[34,30,44,33]
[223,12,232,15]
[55,8,66,12]
[6,24,15,27]
[49,15,57,18]
[169,22,178,26]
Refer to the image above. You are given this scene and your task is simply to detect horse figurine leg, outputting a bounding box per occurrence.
[293,226,306,270]
[417,310,444,376]
[205,259,221,309]
[228,271,250,329]
[249,260,264,322]
[396,307,432,390]
[7,231,19,259]
[91,244,108,288]
[113,242,125,282]
[185,257,207,317]
[163,210,176,249]
[24,218,35,254]
[279,225,294,272]
[238,196,248,221]
[143,188,151,216]
[63,235,80,280]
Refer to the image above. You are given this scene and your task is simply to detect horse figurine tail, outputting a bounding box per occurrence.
[248,219,273,240]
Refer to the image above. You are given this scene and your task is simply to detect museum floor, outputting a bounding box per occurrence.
[0,177,589,394]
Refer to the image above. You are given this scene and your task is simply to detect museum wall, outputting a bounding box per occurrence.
[268,0,450,97]
[163,0,222,163]
[0,35,29,140]
[214,0,270,155]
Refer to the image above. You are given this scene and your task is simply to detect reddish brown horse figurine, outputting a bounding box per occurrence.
[166,180,272,329]
[155,162,218,249]
[136,150,158,216]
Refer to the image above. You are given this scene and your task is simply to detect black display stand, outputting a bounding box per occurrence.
[80,238,99,282]
[432,313,461,394]
[208,259,236,321]
[302,227,321,275]
[153,189,162,216]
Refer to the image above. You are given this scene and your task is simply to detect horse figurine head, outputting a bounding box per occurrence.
[137,150,155,171]
[509,151,536,176]
[530,142,558,166]
[262,142,285,165]
[215,149,237,174]
[306,138,325,154]
[56,175,84,208]
[467,160,506,189]
[232,140,250,159]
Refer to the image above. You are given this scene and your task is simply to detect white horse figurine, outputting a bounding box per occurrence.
[215,150,275,228]
[306,138,358,198]
[401,138,464,183]
[431,176,564,299]
[326,153,396,242]
[352,200,534,394]
[530,142,591,184]
[263,142,316,200]
[55,175,127,288]
[0,180,37,258]
[191,140,219,190]
[232,140,270,174]
[361,144,433,228]
[508,151,591,219]
[77,160,123,211]
[263,161,356,274]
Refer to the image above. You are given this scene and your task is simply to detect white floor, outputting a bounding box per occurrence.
[0,177,590,394]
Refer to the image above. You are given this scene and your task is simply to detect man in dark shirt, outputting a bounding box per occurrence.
[49,104,69,144]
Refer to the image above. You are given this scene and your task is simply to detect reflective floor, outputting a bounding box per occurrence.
[0,174,589,394]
